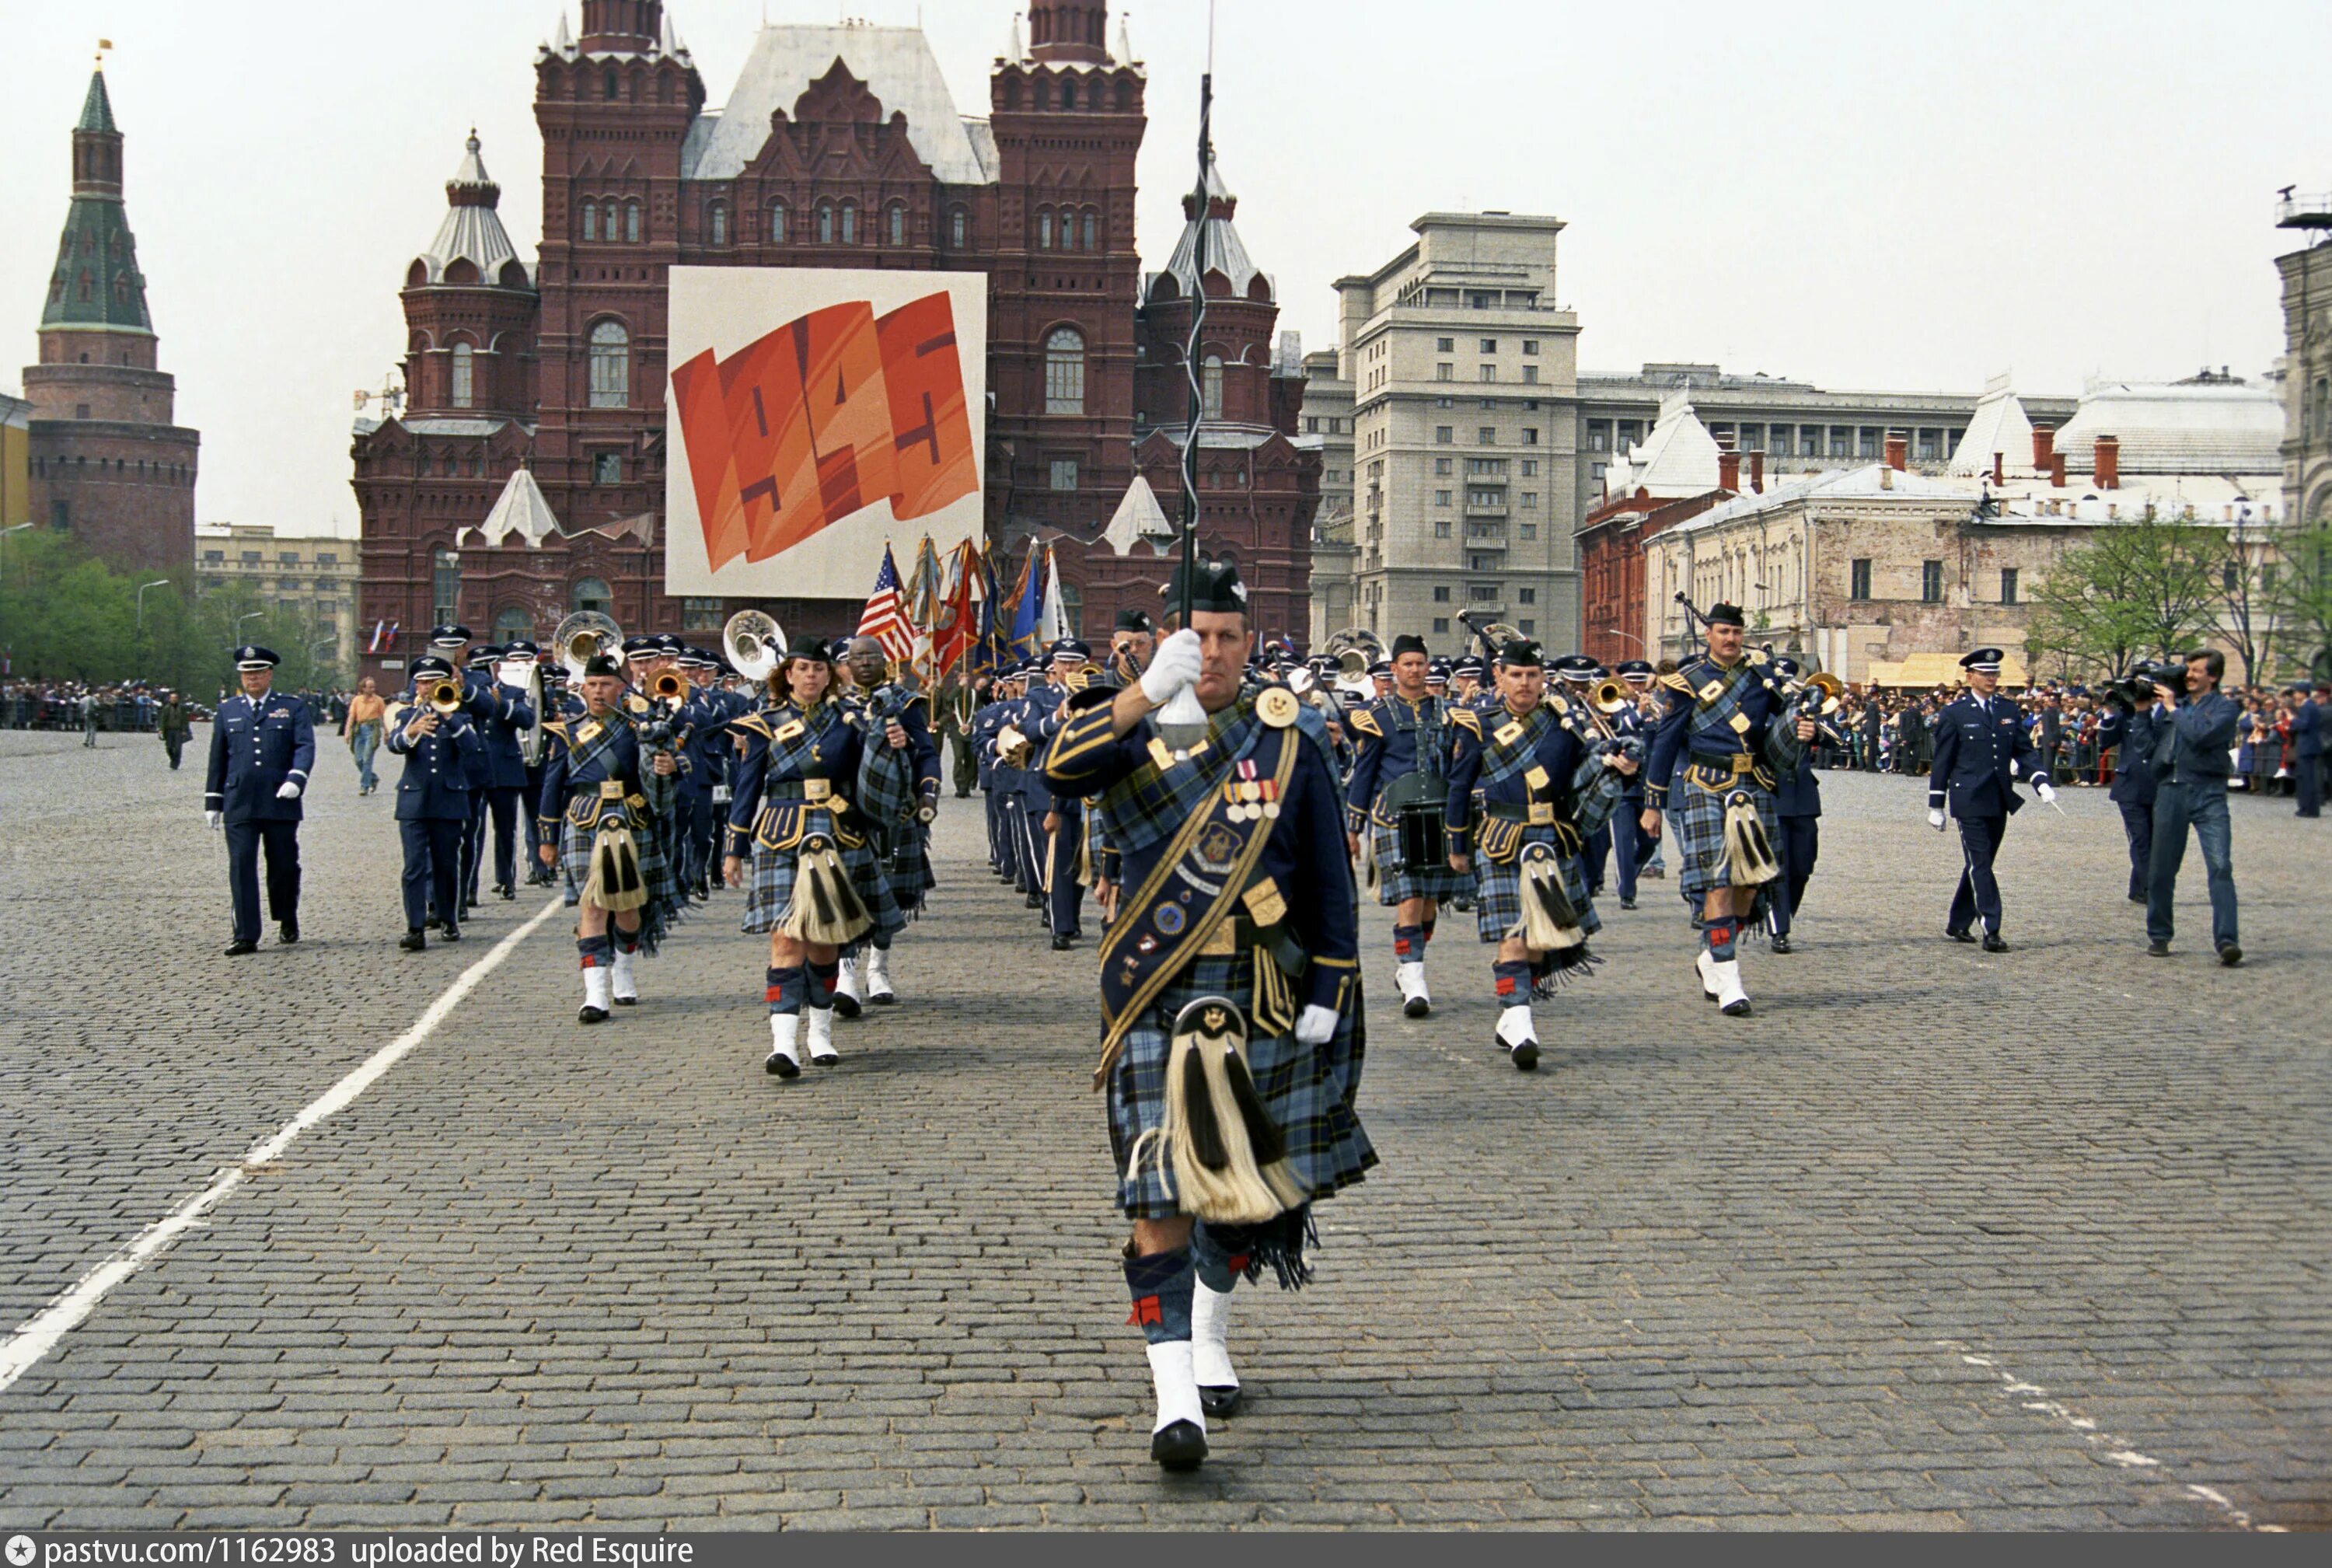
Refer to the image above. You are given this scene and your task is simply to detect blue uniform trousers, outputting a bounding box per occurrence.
[1947,812,2009,935]
[1768,817,1818,937]
[2147,781,2238,951]
[401,818,464,931]
[470,785,522,895]
[2117,802,2153,901]
[459,789,485,904]
[224,819,301,943]
[983,786,1004,871]
[522,763,548,876]
[677,784,718,889]
[2296,758,2323,818]
[1046,798,1085,938]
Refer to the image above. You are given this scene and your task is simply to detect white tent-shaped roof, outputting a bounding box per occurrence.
[1950,374,2036,477]
[463,467,560,549]
[1100,474,1174,555]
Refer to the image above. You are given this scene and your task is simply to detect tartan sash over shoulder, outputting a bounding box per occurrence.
[1479,704,1559,792]
[1092,712,1298,1087]
[1055,696,1269,859]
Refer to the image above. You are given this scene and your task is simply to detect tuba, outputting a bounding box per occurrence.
[552,610,623,683]
[722,609,787,687]
[1326,627,1385,698]
[1455,609,1521,662]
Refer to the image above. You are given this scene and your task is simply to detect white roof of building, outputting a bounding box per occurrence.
[414,134,522,286]
[462,467,562,550]
[1153,154,1268,302]
[1667,463,1971,537]
[1100,474,1175,554]
[686,24,993,185]
[2051,379,2283,474]
[1605,390,1722,498]
[1949,375,2037,477]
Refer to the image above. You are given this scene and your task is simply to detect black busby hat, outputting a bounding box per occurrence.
[1161,557,1249,617]
[581,654,623,679]
[1705,602,1746,628]
[1390,634,1430,660]
[1114,608,1155,634]
[1496,638,1545,669]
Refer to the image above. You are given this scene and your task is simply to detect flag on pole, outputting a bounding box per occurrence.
[1039,543,1070,643]
[367,620,400,655]
[907,535,942,680]
[1008,546,1044,660]
[857,543,915,663]
[935,540,981,679]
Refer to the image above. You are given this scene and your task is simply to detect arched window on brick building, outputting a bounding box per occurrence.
[1203,355,1225,420]
[1045,327,1086,415]
[588,321,630,409]
[708,201,728,246]
[887,204,905,246]
[581,202,597,242]
[571,578,613,616]
[817,202,834,243]
[624,200,641,243]
[840,203,857,245]
[450,343,474,409]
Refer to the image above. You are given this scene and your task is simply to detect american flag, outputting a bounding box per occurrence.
[856,545,914,663]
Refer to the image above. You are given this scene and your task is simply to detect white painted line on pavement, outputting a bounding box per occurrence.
[1936,1339,2282,1531]
[0,899,563,1395]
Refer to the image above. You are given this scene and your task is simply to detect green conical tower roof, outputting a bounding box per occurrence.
[42,68,152,337]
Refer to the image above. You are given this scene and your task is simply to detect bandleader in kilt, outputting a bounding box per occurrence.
[536,654,682,1023]
[1640,602,1814,1017]
[1044,558,1373,1475]
[1344,634,1468,1018]
[1444,640,1636,1068]
[721,640,911,1079]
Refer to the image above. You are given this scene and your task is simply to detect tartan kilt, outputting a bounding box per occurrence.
[1107,954,1377,1221]
[557,812,679,952]
[1670,774,1779,906]
[1367,811,1471,906]
[1470,825,1602,945]
[885,826,937,913]
[741,806,905,942]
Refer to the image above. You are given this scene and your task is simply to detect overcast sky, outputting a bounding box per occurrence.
[8,0,2329,540]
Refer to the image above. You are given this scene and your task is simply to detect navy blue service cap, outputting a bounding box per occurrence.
[233,645,281,671]
[428,624,473,648]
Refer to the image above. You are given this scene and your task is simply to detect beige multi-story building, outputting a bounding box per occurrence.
[1297,346,1358,644]
[1332,213,1582,652]
[195,523,361,679]
[2275,194,2332,526]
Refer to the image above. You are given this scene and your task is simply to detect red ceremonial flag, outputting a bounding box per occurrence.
[857,544,915,664]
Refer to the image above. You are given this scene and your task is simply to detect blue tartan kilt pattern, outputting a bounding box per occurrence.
[1471,826,1602,945]
[1107,954,1377,1221]
[1670,776,1779,906]
[557,812,679,952]
[741,807,906,942]
[1367,812,1471,906]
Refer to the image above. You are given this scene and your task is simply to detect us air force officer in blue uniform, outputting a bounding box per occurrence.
[2292,681,2324,819]
[2096,668,2162,903]
[1926,648,2054,952]
[387,655,483,952]
[460,644,536,903]
[204,645,316,955]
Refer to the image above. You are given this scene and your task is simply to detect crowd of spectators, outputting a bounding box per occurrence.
[3,680,355,735]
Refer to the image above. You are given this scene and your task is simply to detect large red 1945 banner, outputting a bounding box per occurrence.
[670,292,976,571]
[664,269,986,599]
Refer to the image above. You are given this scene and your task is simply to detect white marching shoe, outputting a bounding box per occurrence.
[1495,1003,1540,1070]
[765,1014,801,1078]
[1709,958,1751,1016]
[831,957,864,1019]
[609,946,640,1007]
[864,948,896,1005]
[1695,948,1722,1004]
[1190,1280,1242,1418]
[806,1005,840,1065]
[1395,959,1430,1018]
[579,965,613,1025]
[1145,1340,1208,1471]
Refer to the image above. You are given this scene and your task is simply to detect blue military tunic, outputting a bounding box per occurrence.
[1928,689,2045,937]
[1344,693,1468,904]
[204,686,317,944]
[1644,657,1800,910]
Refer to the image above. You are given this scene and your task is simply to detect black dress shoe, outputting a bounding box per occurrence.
[2146,940,2171,957]
[1025,892,1043,910]
[832,993,861,1021]
[1507,1038,1540,1071]
[1402,994,1430,1019]
[278,920,299,945]
[442,925,463,943]
[1620,898,1637,910]
[224,939,259,957]
[1199,1385,1242,1420]
[1769,933,1793,954]
[496,884,515,901]
[2217,943,2243,967]
[1051,934,1077,951]
[400,930,427,952]
[1946,927,1977,944]
[765,1050,800,1079]
[1150,1420,1207,1472]
[578,1004,609,1025]
[1982,933,2009,953]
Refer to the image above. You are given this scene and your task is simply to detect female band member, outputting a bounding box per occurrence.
[721,641,912,1077]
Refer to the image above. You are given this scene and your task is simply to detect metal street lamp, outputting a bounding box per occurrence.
[135,579,170,633]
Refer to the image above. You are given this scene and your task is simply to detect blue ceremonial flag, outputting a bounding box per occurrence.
[1009,546,1044,659]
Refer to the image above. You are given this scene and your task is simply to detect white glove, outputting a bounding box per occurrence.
[2034,779,2057,805]
[1293,1004,1339,1046]
[206,810,223,830]
[276,781,302,800]
[1928,808,1947,833]
[1139,628,1204,707]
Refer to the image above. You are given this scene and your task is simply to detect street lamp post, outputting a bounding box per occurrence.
[135,578,170,679]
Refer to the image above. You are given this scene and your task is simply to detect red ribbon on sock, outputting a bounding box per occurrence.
[1126,1295,1163,1328]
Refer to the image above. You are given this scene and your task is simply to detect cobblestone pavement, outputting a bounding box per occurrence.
[1,728,2325,1530]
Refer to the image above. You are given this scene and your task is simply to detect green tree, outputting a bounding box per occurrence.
[2269,515,2332,679]
[2025,511,2226,679]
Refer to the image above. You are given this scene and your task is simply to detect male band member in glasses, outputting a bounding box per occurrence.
[1345,634,1465,1016]
[204,645,316,955]
[1926,648,2054,952]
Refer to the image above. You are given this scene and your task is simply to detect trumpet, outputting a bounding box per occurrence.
[648,670,687,704]
[425,677,465,714]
